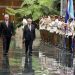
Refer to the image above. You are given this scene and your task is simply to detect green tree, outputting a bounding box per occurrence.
[6,0,60,21]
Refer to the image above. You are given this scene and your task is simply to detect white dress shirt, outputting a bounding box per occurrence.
[5,21,9,27]
[28,25,31,31]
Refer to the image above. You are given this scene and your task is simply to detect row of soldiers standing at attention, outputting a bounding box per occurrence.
[39,15,75,36]
[39,15,75,53]
[39,15,75,67]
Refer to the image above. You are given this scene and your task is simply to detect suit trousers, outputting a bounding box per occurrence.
[3,36,11,54]
[25,40,33,55]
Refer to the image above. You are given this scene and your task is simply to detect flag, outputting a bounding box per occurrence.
[65,0,74,23]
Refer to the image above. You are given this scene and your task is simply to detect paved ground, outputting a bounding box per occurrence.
[0,29,74,75]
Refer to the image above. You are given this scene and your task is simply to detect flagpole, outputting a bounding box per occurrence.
[60,0,68,17]
[60,0,63,16]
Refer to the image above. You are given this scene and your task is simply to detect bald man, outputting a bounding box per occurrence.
[0,14,14,55]
[23,18,36,56]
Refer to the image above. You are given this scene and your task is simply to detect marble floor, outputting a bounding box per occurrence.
[0,29,74,75]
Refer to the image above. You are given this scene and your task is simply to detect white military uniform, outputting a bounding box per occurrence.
[15,19,27,49]
[39,18,46,30]
[70,20,75,36]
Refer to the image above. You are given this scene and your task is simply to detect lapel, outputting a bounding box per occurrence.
[3,22,8,28]
[27,25,30,31]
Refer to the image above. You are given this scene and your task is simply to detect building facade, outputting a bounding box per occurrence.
[0,0,22,21]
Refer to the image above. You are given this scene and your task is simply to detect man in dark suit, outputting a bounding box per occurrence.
[0,14,14,55]
[23,18,35,56]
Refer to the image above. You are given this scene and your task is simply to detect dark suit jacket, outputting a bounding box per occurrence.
[23,24,35,41]
[0,21,14,37]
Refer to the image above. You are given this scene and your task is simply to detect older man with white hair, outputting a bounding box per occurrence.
[0,14,14,55]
